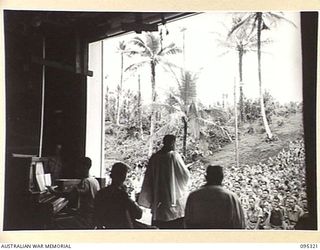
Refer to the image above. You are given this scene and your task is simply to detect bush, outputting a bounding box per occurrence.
[243,91,276,124]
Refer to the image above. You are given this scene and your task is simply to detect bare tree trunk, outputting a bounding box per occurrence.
[148,61,156,157]
[257,13,273,139]
[116,52,124,125]
[182,117,187,157]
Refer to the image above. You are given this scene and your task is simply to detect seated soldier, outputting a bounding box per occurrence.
[284,196,304,229]
[94,162,153,229]
[265,196,286,230]
[246,196,263,230]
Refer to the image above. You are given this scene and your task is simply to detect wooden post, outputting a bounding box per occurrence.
[234,77,239,168]
[39,37,45,157]
[100,40,105,178]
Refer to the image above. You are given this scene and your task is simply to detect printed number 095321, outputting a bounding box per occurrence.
[300,244,318,248]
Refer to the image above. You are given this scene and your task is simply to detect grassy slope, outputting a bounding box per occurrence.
[205,112,304,167]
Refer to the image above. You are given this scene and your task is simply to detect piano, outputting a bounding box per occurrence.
[4,154,105,230]
[27,157,77,229]
[4,155,80,230]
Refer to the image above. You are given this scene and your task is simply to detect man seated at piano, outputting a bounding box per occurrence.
[93,162,154,229]
[72,157,100,228]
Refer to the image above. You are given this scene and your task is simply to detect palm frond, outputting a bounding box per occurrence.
[130,36,153,57]
[242,33,258,46]
[130,37,146,48]
[125,46,143,57]
[159,42,182,56]
[125,59,150,72]
[160,59,182,70]
[266,12,297,28]
[179,70,198,105]
[216,38,236,50]
[145,32,161,56]
[228,13,256,36]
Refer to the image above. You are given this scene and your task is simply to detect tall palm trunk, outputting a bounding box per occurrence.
[238,49,244,123]
[182,117,187,157]
[148,61,156,156]
[257,12,273,139]
[138,74,144,139]
[105,86,109,121]
[116,52,124,125]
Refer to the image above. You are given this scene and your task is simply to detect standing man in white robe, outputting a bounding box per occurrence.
[185,165,246,229]
[138,134,190,229]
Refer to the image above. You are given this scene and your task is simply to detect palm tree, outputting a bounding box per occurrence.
[216,16,269,123]
[126,32,182,156]
[105,85,110,122]
[160,69,232,157]
[158,71,197,157]
[229,12,295,139]
[115,40,128,125]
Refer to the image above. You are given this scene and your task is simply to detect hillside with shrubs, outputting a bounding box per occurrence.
[103,96,304,195]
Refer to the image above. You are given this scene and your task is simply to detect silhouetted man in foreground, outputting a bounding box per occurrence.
[185,165,245,229]
[94,162,153,229]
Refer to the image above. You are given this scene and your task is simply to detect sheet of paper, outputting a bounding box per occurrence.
[36,174,46,192]
[44,173,52,186]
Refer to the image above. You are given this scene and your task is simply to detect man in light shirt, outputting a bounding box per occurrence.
[138,134,190,229]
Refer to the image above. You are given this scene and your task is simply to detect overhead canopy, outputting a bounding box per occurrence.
[5,10,195,42]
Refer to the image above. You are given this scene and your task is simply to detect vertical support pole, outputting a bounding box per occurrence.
[100,40,104,178]
[234,77,239,168]
[39,37,46,157]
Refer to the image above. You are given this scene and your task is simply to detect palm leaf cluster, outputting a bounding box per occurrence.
[229,12,296,36]
[127,33,182,72]
[124,32,182,156]
[179,71,197,108]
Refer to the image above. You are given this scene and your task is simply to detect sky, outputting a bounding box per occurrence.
[99,12,302,106]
